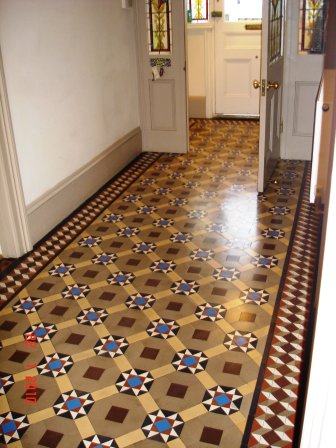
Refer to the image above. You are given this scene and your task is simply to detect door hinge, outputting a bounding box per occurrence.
[261,79,266,96]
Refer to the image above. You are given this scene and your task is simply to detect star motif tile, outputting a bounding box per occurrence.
[137,205,157,214]
[142,409,184,443]
[116,227,140,238]
[155,187,172,195]
[184,181,199,189]
[170,232,193,244]
[150,259,176,273]
[24,323,57,342]
[132,242,157,254]
[261,228,285,239]
[94,335,129,358]
[91,252,118,265]
[240,288,270,305]
[169,172,184,179]
[53,390,94,419]
[188,209,207,219]
[230,184,245,192]
[78,434,118,448]
[202,386,243,415]
[269,206,291,215]
[78,236,102,247]
[12,297,43,314]
[190,248,215,261]
[172,348,208,374]
[62,283,91,300]
[123,194,141,203]
[125,293,155,310]
[107,271,135,286]
[48,263,75,277]
[102,213,124,223]
[141,178,156,185]
[76,307,108,326]
[257,194,267,202]
[0,372,14,395]
[206,223,226,234]
[0,411,29,444]
[153,218,174,228]
[213,267,240,282]
[169,198,188,206]
[201,191,217,199]
[196,166,209,173]
[37,353,73,378]
[252,255,279,269]
[147,318,180,339]
[116,369,154,396]
[276,187,295,195]
[223,330,258,353]
[171,280,200,295]
[282,171,297,179]
[195,303,227,321]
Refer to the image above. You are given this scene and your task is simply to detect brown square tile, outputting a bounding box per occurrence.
[99,292,116,302]
[187,266,202,274]
[166,301,183,311]
[96,226,109,232]
[9,350,29,363]
[69,251,84,259]
[83,270,99,278]
[0,320,17,331]
[66,333,85,345]
[132,217,144,224]
[118,317,136,328]
[192,329,210,341]
[184,223,195,229]
[83,366,105,380]
[145,279,160,287]
[22,387,45,401]
[118,205,128,210]
[140,347,160,360]
[166,209,177,214]
[167,248,180,255]
[150,198,160,203]
[149,231,160,238]
[252,273,267,282]
[240,312,256,322]
[203,237,216,244]
[270,218,282,225]
[39,430,63,448]
[212,287,227,296]
[223,362,242,375]
[51,305,68,316]
[167,383,188,399]
[226,255,240,262]
[38,282,54,292]
[277,198,288,203]
[110,241,123,248]
[200,427,223,445]
[106,405,129,423]
[263,243,276,250]
[126,259,140,266]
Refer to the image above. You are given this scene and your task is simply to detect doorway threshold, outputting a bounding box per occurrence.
[214,114,260,120]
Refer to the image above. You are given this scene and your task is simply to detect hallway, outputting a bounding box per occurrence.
[0,120,321,447]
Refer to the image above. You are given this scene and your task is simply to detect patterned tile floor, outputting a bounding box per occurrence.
[0,120,320,447]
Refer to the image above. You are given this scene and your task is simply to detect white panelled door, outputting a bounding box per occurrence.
[135,0,188,153]
[257,0,285,192]
[214,0,261,115]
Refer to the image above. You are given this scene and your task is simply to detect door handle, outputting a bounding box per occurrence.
[253,80,260,89]
[267,81,280,90]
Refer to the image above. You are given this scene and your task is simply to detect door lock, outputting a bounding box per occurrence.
[267,81,280,90]
[253,80,260,89]
[253,79,266,96]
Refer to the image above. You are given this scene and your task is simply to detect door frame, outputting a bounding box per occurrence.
[0,48,32,258]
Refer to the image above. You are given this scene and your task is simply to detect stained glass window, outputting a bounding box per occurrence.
[147,0,172,54]
[269,0,284,63]
[299,0,327,53]
[188,0,209,22]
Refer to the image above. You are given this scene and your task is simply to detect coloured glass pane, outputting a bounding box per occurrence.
[147,0,172,54]
[299,0,327,53]
[188,0,209,22]
[269,0,283,63]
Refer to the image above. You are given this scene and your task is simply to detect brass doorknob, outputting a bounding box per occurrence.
[253,80,260,89]
[267,81,279,90]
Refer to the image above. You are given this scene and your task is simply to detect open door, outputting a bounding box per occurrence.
[257,0,285,191]
[135,0,188,153]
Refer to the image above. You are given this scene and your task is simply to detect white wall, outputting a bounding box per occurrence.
[0,0,140,206]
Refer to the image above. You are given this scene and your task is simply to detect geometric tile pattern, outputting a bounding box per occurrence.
[142,409,184,443]
[53,390,94,419]
[78,435,118,448]
[202,385,243,415]
[0,412,29,444]
[0,120,319,448]
[0,372,14,395]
